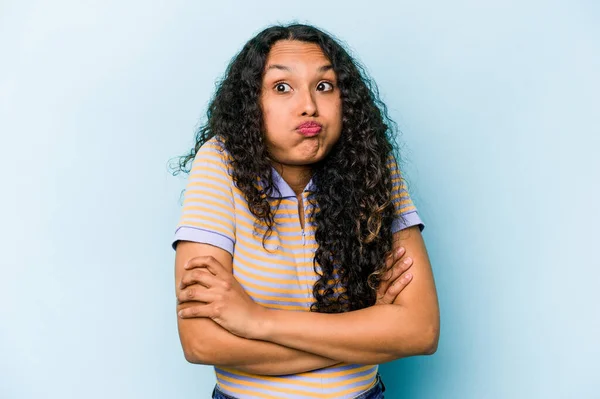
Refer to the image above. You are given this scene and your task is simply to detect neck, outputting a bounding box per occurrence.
[271,162,312,196]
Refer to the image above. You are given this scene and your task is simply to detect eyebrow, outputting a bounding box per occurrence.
[265,64,333,73]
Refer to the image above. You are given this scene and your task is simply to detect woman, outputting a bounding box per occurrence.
[172,23,439,399]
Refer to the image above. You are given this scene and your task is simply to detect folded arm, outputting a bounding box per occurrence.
[177,225,440,367]
[249,225,439,364]
[176,316,340,375]
[175,241,340,375]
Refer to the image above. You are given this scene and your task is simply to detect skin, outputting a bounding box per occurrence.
[175,40,439,373]
[261,40,343,228]
[178,225,438,364]
[175,241,413,374]
[261,40,343,197]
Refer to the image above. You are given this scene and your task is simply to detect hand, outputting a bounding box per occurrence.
[177,256,266,339]
[375,246,413,305]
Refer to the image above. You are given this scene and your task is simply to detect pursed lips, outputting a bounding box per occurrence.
[296,121,322,136]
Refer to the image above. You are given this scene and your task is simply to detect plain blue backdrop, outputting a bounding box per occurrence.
[1,1,598,398]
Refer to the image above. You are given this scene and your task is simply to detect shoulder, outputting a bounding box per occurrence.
[385,153,402,174]
[195,136,231,163]
[190,136,233,177]
[385,153,409,195]
[385,153,426,232]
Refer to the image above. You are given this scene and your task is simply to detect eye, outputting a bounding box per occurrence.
[317,81,334,92]
[274,83,292,93]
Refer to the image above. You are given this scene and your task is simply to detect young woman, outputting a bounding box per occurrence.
[172,24,440,399]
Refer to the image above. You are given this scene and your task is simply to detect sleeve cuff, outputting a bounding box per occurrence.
[391,210,425,234]
[172,226,234,255]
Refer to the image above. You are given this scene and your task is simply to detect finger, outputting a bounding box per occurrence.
[387,255,411,282]
[395,256,413,274]
[180,269,214,289]
[177,286,218,305]
[382,256,413,293]
[378,247,407,296]
[384,246,406,270]
[184,256,225,276]
[178,304,212,319]
[381,272,413,304]
[180,270,221,290]
[378,256,413,300]
[377,267,400,299]
[184,256,218,273]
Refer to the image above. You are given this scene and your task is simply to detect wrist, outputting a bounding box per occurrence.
[249,306,275,341]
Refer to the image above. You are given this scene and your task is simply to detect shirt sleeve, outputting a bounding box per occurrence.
[388,155,425,233]
[172,139,236,255]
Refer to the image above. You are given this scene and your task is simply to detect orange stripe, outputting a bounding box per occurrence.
[217,381,286,399]
[234,219,316,237]
[234,273,311,295]
[181,203,235,225]
[320,376,377,399]
[391,178,408,190]
[278,225,317,233]
[216,368,377,398]
[180,213,233,232]
[185,178,231,194]
[217,367,376,390]
[232,260,318,286]
[216,373,323,397]
[398,205,417,213]
[246,290,312,303]
[259,302,308,311]
[233,244,297,267]
[231,215,317,242]
[235,257,316,277]
[183,190,232,206]
[190,158,229,174]
[234,260,337,288]
[234,232,318,257]
[237,273,345,297]
[236,229,317,251]
[221,363,375,380]
[391,192,412,201]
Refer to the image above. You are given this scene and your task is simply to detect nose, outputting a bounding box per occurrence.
[298,89,318,117]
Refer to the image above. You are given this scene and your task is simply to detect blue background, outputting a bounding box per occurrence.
[1,1,598,398]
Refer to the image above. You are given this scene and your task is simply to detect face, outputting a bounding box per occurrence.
[260,40,342,167]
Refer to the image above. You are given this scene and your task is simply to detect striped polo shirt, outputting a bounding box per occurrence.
[173,137,424,399]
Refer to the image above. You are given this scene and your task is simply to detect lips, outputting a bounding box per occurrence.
[297,121,322,136]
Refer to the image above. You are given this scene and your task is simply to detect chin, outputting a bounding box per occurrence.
[297,152,330,165]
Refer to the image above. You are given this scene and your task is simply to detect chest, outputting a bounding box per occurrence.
[231,194,319,310]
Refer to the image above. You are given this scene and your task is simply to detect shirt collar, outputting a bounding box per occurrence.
[265,167,315,199]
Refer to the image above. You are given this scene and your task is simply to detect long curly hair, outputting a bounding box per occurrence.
[173,23,409,313]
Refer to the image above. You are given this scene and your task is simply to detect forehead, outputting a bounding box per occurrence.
[265,40,330,68]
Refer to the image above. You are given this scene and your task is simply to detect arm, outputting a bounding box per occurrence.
[176,239,414,374]
[175,240,340,375]
[180,225,440,365]
[172,142,343,374]
[253,226,440,364]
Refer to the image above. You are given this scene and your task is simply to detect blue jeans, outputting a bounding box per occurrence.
[212,373,386,399]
